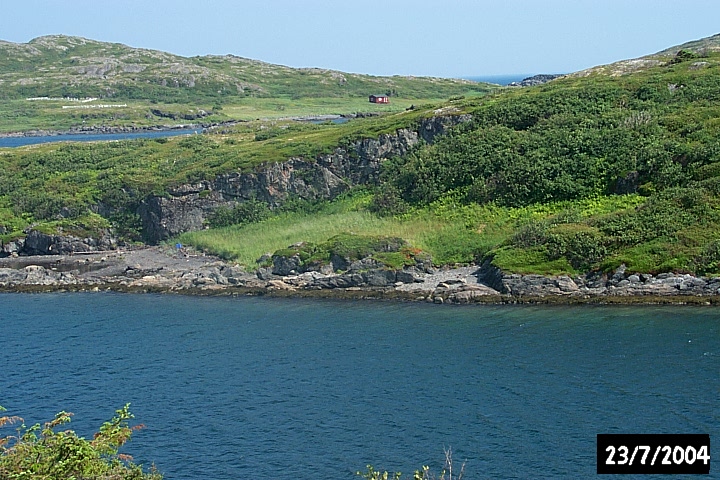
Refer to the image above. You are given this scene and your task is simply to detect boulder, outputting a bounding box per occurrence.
[450,285,501,303]
[363,269,397,287]
[396,269,424,284]
[1,238,24,257]
[272,254,301,276]
[554,276,579,292]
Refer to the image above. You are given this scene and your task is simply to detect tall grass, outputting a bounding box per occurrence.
[178,210,448,267]
[178,194,652,270]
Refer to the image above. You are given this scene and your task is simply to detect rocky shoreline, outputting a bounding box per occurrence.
[1,247,719,305]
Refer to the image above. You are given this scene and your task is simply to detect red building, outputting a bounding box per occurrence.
[369,94,390,104]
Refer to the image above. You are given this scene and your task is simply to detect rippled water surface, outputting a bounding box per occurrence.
[2,293,718,479]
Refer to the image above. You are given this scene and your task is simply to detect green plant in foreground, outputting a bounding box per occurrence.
[0,404,162,479]
[358,448,465,480]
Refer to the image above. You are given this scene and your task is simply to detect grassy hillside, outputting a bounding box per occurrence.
[0,35,493,132]
[4,34,720,277]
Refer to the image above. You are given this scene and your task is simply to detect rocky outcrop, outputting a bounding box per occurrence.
[137,190,228,246]
[1,230,117,257]
[615,171,640,194]
[475,261,720,298]
[138,115,473,243]
[509,74,564,87]
[0,265,77,286]
[1,237,25,257]
[150,108,211,121]
[258,238,432,290]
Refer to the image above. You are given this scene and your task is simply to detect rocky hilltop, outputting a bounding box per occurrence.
[0,35,490,102]
[508,74,564,87]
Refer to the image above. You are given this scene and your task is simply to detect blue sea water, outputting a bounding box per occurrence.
[0,128,203,148]
[1,293,718,479]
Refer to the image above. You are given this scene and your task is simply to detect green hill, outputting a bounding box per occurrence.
[0,35,493,132]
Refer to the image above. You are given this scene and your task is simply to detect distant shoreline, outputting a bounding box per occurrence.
[0,115,355,143]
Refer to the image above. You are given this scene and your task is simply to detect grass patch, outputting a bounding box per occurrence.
[490,246,577,275]
[178,208,447,268]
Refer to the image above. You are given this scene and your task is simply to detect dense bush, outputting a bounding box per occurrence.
[368,186,409,217]
[545,223,608,269]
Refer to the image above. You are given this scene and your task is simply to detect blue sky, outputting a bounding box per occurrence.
[2,0,719,77]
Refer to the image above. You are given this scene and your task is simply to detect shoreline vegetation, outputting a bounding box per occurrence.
[0,404,162,479]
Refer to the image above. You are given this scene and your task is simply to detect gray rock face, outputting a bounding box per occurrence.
[138,115,473,243]
[418,114,473,144]
[0,265,76,286]
[364,269,397,286]
[137,190,227,245]
[272,254,301,276]
[18,230,116,256]
[615,171,639,194]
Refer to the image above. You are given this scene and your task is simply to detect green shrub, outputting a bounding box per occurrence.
[511,220,549,248]
[358,447,466,480]
[546,223,608,269]
[369,187,409,217]
[0,404,161,479]
[206,200,270,228]
[693,239,720,275]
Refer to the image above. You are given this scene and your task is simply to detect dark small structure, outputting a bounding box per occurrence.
[369,94,390,104]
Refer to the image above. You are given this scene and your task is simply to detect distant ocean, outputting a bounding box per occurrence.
[463,74,531,85]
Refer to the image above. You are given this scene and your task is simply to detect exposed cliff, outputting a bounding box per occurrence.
[138,114,472,243]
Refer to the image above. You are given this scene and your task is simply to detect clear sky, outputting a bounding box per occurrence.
[2,0,719,78]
